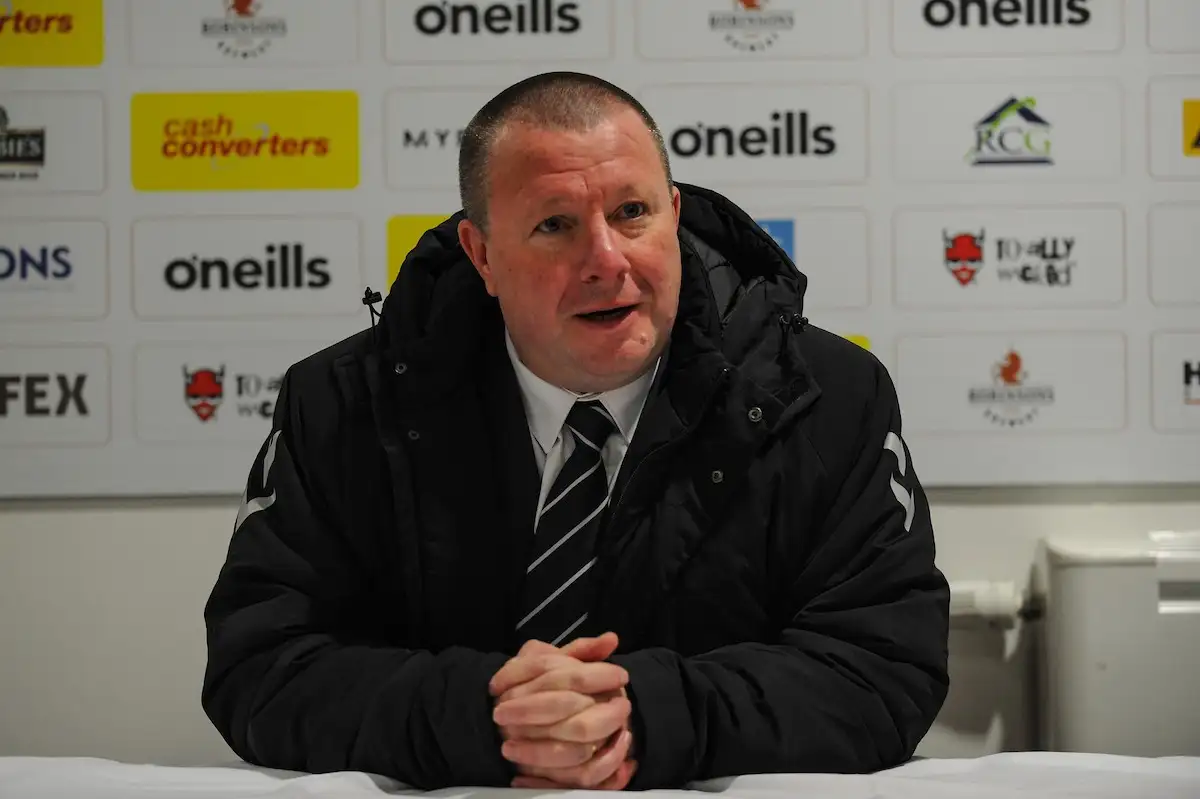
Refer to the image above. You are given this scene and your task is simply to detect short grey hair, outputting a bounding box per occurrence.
[458,71,673,232]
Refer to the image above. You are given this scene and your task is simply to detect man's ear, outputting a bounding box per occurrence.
[458,218,497,297]
[670,184,681,227]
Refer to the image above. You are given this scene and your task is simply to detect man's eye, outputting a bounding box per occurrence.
[535,217,564,234]
[618,202,646,219]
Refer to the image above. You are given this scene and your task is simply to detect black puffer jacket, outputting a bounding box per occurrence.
[201,182,951,790]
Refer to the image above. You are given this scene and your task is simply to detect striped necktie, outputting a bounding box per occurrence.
[516,399,616,645]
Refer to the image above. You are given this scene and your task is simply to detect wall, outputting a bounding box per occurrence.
[2,488,1199,766]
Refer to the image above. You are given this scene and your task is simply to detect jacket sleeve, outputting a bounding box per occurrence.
[201,370,512,789]
[612,362,950,789]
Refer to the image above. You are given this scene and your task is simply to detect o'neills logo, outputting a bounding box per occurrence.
[164,243,331,291]
[968,349,1055,427]
[159,114,329,160]
[710,0,794,53]
[668,111,836,159]
[413,0,580,35]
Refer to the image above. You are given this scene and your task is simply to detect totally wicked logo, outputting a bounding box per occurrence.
[709,0,794,53]
[668,110,836,160]
[0,106,46,183]
[130,90,359,191]
[183,364,282,422]
[968,349,1055,427]
[412,0,580,35]
[163,242,331,292]
[922,0,1090,28]
[943,228,1076,287]
[0,0,103,66]
[966,96,1052,166]
[201,0,287,59]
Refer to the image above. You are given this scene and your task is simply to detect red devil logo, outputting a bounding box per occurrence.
[736,0,764,9]
[944,229,985,286]
[184,366,225,422]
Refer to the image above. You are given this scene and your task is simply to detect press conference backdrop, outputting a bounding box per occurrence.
[1,0,1198,498]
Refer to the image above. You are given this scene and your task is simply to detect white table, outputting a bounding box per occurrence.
[2,751,1199,798]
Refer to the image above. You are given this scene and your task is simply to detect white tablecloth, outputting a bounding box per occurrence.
[2,751,1198,798]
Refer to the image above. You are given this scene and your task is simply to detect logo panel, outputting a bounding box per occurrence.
[1151,332,1200,432]
[0,92,105,194]
[749,208,869,309]
[134,342,324,442]
[131,216,364,319]
[1148,0,1200,53]
[0,0,103,66]
[892,0,1122,55]
[896,333,1126,433]
[634,0,866,60]
[0,345,109,445]
[385,88,502,189]
[892,81,1121,182]
[0,219,108,320]
[1149,204,1200,306]
[383,0,614,62]
[129,90,359,191]
[1149,79,1200,179]
[388,215,451,286]
[639,83,868,185]
[128,0,359,66]
[893,206,1125,307]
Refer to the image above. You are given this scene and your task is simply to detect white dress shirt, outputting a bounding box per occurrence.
[505,330,659,521]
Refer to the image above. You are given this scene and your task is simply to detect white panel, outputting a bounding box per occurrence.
[1148,78,1200,180]
[635,0,866,60]
[1151,332,1200,432]
[128,0,360,66]
[0,346,110,446]
[892,0,1124,56]
[1147,0,1200,52]
[131,216,364,319]
[0,92,104,194]
[0,219,108,320]
[893,205,1125,308]
[892,81,1123,182]
[1149,204,1200,306]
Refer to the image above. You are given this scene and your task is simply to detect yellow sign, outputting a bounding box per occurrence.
[0,0,103,66]
[388,215,451,286]
[1185,99,1200,157]
[843,334,871,351]
[130,91,359,192]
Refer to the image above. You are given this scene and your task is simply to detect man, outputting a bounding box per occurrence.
[202,72,950,791]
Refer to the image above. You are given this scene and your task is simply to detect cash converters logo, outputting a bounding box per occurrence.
[1184,99,1200,158]
[0,0,103,66]
[130,90,359,191]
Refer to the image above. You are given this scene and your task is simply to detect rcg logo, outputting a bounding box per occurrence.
[883,431,915,532]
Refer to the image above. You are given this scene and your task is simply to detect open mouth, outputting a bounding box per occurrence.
[578,305,636,322]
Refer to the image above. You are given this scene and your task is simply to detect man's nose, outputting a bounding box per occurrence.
[580,221,631,281]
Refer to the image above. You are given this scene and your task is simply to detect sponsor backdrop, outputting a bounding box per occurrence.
[0,0,1198,497]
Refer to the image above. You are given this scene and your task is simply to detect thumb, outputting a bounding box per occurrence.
[560,631,619,662]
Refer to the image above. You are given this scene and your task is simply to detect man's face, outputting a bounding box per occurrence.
[458,108,682,395]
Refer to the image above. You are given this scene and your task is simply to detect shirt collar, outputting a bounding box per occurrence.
[505,329,659,456]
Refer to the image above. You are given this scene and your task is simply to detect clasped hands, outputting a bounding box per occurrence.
[489,631,637,790]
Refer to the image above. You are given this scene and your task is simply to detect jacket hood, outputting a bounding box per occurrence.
[375,182,813,417]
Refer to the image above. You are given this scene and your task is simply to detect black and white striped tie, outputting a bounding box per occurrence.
[516,399,616,646]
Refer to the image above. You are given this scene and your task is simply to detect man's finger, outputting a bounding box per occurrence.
[594,758,637,791]
[501,661,628,703]
[560,631,619,662]
[541,695,630,743]
[516,728,633,789]
[493,690,596,727]
[489,652,577,697]
[501,737,596,770]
